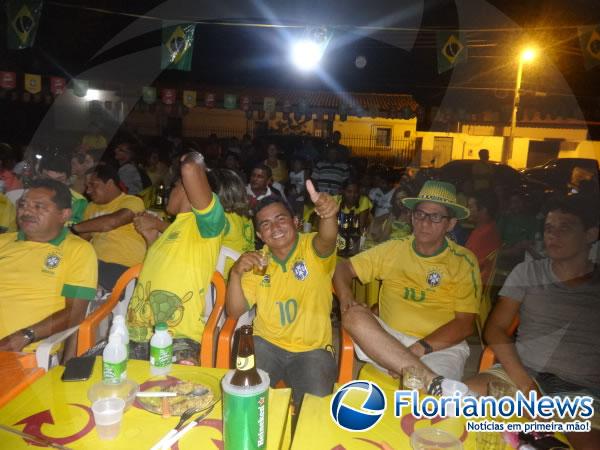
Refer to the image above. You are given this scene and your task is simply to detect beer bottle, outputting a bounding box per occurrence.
[153,183,165,209]
[344,212,354,256]
[231,325,262,387]
[350,213,361,256]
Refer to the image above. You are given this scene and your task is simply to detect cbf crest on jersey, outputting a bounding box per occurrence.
[426,270,442,287]
[292,260,309,281]
[45,253,61,270]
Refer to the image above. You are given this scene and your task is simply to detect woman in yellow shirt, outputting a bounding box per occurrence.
[263,143,288,184]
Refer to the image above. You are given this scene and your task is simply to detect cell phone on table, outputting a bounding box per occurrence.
[61,356,95,381]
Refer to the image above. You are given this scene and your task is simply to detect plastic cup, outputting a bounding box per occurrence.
[402,366,426,394]
[92,397,125,440]
[410,427,463,450]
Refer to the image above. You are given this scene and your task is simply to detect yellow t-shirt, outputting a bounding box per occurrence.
[81,134,107,150]
[127,195,225,344]
[350,236,481,338]
[334,195,372,215]
[222,212,255,278]
[0,193,16,233]
[241,232,336,352]
[83,193,146,267]
[0,229,98,339]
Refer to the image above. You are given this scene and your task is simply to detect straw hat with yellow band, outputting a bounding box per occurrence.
[401,180,470,220]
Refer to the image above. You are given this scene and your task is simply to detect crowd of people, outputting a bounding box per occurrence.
[0,131,598,448]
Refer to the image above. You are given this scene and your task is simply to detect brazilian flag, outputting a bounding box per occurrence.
[5,0,43,50]
[436,31,468,74]
[161,23,195,71]
[578,25,600,70]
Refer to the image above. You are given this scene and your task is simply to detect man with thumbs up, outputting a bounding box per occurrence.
[227,180,339,410]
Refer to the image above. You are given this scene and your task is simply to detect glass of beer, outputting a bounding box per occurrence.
[402,366,426,394]
[253,249,269,276]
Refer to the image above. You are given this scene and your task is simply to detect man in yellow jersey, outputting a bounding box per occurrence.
[227,181,339,409]
[0,191,16,233]
[71,164,146,290]
[0,179,97,360]
[335,180,481,392]
[127,152,225,365]
[39,155,88,226]
[133,168,254,280]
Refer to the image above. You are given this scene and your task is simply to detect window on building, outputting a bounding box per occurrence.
[375,127,392,147]
[404,130,411,138]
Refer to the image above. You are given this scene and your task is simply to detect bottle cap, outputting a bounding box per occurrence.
[155,322,168,331]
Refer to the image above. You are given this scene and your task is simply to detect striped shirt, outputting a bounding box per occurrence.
[312,161,349,195]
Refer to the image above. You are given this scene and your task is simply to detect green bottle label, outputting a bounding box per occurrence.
[103,360,127,383]
[150,344,173,368]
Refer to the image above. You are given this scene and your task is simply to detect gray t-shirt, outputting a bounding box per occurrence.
[500,258,600,389]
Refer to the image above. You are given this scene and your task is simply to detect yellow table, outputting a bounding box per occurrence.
[292,391,470,450]
[0,358,292,450]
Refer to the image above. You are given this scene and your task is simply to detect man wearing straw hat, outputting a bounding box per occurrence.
[334,180,481,393]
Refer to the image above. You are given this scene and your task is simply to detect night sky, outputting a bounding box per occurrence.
[1,0,599,135]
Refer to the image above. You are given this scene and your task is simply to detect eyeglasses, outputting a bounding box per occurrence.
[412,209,451,223]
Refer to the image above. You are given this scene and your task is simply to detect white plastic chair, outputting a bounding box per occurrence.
[35,268,139,371]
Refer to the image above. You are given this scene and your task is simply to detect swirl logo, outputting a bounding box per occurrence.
[330,381,387,431]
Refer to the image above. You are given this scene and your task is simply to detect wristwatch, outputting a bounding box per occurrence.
[21,328,36,345]
[416,338,433,355]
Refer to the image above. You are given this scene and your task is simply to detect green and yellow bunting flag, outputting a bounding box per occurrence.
[263,97,276,113]
[5,0,43,50]
[142,86,157,104]
[224,94,237,110]
[578,25,600,70]
[436,31,468,74]
[161,23,195,71]
[72,79,89,97]
[24,73,40,93]
[183,90,196,108]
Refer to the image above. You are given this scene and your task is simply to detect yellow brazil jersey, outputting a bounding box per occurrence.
[222,212,255,279]
[350,236,481,339]
[0,229,98,339]
[127,194,225,344]
[83,193,146,267]
[0,192,16,233]
[334,195,372,215]
[241,232,336,352]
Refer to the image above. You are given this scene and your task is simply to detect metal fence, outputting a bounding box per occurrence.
[342,136,418,167]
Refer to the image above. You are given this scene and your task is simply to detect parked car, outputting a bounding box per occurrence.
[431,160,554,205]
[521,158,599,195]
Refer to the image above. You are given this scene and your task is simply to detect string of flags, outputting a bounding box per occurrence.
[0,69,419,120]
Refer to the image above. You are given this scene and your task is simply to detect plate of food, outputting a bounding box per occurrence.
[135,373,221,416]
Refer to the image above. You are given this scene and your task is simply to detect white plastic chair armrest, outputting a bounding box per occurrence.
[35,325,80,371]
[216,246,241,275]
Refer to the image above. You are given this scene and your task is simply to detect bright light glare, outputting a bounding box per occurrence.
[521,48,537,62]
[84,89,103,101]
[291,40,323,71]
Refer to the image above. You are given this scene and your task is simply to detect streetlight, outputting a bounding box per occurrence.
[504,46,537,163]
